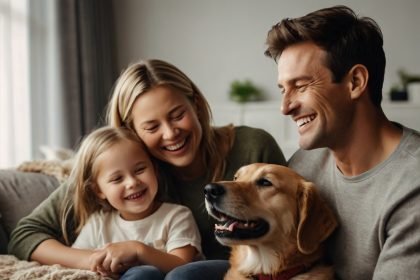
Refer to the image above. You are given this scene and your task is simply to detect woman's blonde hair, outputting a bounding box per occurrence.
[106,59,234,181]
[61,126,151,243]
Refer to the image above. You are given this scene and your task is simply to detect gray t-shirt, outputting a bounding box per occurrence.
[288,125,420,280]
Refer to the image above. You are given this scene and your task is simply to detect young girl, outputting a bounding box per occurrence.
[67,126,201,279]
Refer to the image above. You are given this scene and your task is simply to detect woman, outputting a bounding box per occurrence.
[9,59,286,279]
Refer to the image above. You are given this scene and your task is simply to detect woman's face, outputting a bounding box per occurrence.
[131,85,203,171]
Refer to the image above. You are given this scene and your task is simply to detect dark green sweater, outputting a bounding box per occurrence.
[9,126,286,260]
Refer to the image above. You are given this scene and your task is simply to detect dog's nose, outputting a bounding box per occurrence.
[204,183,225,202]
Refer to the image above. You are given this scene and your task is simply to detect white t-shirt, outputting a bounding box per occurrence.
[72,203,202,257]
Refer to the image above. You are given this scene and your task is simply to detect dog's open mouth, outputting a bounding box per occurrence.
[209,205,269,240]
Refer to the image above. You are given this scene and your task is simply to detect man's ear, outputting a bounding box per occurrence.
[347,64,369,100]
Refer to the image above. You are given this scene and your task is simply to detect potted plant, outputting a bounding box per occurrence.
[229,79,264,103]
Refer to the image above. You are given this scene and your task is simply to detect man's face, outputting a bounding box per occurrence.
[276,41,353,150]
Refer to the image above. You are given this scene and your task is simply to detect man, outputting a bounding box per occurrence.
[265,5,420,280]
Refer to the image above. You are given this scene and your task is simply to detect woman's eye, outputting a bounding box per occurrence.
[172,111,185,121]
[143,125,158,132]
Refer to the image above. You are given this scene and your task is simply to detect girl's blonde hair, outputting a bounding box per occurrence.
[61,126,151,243]
[106,59,234,181]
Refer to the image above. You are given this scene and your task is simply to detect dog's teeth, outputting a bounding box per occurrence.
[215,220,239,232]
[223,220,233,228]
[215,224,224,231]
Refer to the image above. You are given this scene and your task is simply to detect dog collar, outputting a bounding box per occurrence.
[254,265,307,280]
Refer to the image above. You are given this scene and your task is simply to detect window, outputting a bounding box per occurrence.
[0,0,31,168]
[1,0,65,168]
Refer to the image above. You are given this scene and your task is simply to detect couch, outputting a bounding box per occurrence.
[0,169,108,279]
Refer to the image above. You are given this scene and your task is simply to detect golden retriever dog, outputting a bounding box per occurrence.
[204,163,337,280]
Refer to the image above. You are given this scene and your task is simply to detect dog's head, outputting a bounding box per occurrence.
[204,163,337,255]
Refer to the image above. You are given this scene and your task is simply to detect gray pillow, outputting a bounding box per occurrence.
[0,170,59,236]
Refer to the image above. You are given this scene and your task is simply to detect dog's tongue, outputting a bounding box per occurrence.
[228,221,238,231]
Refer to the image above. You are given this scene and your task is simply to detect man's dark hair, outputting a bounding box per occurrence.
[265,5,386,107]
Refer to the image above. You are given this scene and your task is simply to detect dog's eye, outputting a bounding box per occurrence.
[256,178,272,187]
[233,176,238,181]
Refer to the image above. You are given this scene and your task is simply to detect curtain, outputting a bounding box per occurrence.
[57,0,117,147]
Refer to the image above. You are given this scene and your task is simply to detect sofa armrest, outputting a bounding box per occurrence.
[0,170,60,249]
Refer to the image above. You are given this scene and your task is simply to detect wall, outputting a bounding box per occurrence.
[113,0,420,105]
[112,0,420,158]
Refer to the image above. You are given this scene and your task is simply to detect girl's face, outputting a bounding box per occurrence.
[131,85,203,174]
[95,138,158,220]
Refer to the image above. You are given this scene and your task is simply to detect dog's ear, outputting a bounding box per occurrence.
[296,181,337,255]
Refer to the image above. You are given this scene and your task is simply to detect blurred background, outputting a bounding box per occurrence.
[1,0,420,167]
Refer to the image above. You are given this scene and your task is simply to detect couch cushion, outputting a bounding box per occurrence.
[0,170,59,236]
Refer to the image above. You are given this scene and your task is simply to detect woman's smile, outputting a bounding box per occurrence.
[163,137,188,152]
